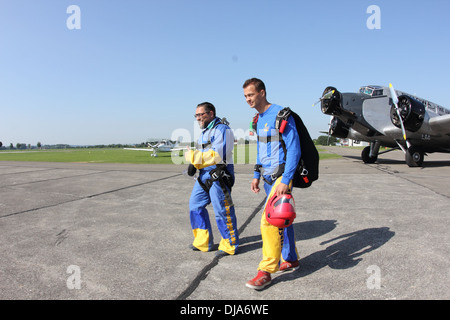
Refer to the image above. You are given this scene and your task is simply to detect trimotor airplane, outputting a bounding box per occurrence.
[124,139,186,157]
[316,84,450,167]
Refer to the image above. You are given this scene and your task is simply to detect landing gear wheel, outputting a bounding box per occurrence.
[361,146,377,164]
[405,146,424,167]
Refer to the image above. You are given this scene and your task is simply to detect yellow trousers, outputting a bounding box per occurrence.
[258,177,298,273]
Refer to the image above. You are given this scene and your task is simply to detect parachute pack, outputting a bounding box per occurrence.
[252,107,319,188]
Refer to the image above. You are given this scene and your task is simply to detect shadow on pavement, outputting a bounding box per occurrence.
[273,227,395,285]
[238,219,338,254]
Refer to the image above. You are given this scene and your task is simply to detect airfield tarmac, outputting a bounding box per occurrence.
[0,146,449,300]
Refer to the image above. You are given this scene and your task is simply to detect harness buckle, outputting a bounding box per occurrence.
[278,108,291,119]
[270,172,279,181]
[211,171,220,181]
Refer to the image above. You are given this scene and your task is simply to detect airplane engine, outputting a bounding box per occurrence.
[390,95,425,132]
[329,116,349,138]
[321,87,343,115]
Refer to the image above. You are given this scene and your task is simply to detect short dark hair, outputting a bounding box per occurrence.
[243,78,266,93]
[197,102,216,117]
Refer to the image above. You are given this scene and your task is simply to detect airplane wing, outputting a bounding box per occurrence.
[123,148,155,151]
[429,114,450,134]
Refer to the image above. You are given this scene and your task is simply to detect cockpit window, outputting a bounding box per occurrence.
[360,86,383,96]
[373,89,383,96]
[360,87,373,95]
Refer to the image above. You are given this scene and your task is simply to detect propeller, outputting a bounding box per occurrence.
[312,89,335,107]
[389,83,407,141]
[319,116,334,145]
[326,116,333,145]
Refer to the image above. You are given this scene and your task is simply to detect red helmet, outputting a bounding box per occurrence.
[265,193,296,228]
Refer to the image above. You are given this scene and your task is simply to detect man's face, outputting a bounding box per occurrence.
[195,106,214,129]
[244,84,265,109]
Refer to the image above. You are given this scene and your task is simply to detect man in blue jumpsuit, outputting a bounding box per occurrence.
[243,78,301,289]
[185,102,239,257]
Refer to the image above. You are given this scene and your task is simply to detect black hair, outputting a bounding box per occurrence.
[197,102,216,117]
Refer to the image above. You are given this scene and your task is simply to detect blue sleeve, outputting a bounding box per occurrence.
[281,115,301,185]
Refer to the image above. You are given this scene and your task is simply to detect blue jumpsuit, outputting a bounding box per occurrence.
[254,104,301,273]
[188,118,239,255]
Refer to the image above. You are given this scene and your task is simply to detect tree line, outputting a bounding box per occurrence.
[1,137,338,151]
[0,141,153,150]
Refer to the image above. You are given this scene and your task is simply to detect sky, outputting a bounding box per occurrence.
[1,0,450,146]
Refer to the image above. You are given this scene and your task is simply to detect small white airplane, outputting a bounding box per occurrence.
[124,140,186,157]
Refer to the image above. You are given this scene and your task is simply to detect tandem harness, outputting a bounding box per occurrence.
[195,117,234,206]
[254,162,310,186]
[252,108,293,186]
[252,107,317,188]
[254,163,283,186]
[197,164,234,207]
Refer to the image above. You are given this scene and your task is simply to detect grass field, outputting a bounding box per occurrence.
[0,145,340,164]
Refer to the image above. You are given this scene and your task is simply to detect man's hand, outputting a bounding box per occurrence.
[251,178,260,193]
[274,182,290,196]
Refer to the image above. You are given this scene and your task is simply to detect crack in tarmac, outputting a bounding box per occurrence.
[176,198,266,300]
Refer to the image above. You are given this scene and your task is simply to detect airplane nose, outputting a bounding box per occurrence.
[320,86,342,115]
[329,116,349,138]
[390,95,425,132]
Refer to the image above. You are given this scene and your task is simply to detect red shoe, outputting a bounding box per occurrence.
[245,271,271,290]
[279,260,299,272]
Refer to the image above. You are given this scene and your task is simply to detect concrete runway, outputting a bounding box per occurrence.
[0,146,449,300]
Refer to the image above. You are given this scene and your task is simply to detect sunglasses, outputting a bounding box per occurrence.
[194,111,211,118]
